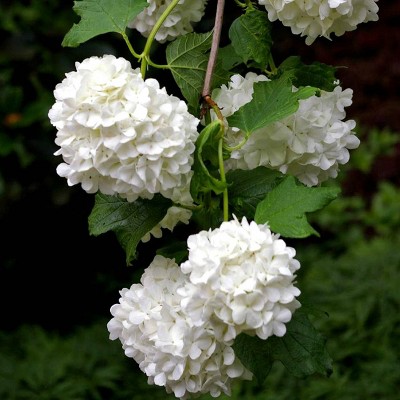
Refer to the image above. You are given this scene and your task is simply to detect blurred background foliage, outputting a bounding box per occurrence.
[0,0,399,399]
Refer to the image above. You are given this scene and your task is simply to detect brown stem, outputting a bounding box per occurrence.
[202,95,224,121]
[201,0,225,101]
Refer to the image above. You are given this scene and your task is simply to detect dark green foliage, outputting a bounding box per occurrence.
[233,310,333,383]
[227,167,284,220]
[88,193,173,265]
[277,56,338,92]
[0,321,176,400]
[229,9,273,68]
[0,0,77,197]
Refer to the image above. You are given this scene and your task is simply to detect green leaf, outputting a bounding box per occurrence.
[233,310,333,383]
[62,0,148,47]
[192,197,224,231]
[227,167,284,219]
[278,56,338,92]
[233,333,273,384]
[270,310,333,378]
[190,120,227,203]
[218,44,243,71]
[88,193,172,264]
[254,176,340,238]
[227,75,316,135]
[229,9,273,67]
[166,31,230,114]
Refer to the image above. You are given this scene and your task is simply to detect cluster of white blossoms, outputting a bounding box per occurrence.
[213,72,360,187]
[107,255,252,399]
[108,217,301,398]
[48,54,199,203]
[258,0,379,45]
[128,0,208,43]
[179,216,301,342]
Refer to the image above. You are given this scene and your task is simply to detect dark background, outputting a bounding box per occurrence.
[0,0,399,333]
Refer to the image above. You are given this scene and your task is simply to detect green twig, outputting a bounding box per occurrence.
[223,134,249,152]
[121,31,141,59]
[140,0,180,77]
[218,135,229,221]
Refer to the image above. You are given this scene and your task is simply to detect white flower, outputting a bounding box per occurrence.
[179,216,301,342]
[213,72,359,186]
[258,0,379,45]
[49,55,199,203]
[212,72,270,117]
[128,0,208,43]
[107,255,252,399]
[141,206,193,243]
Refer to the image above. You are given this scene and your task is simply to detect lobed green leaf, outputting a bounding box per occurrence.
[254,176,340,238]
[62,0,148,47]
[227,74,317,135]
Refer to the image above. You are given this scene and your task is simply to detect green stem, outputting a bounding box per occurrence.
[223,133,249,152]
[121,32,141,59]
[203,96,229,221]
[173,202,203,212]
[140,0,181,77]
[268,53,278,75]
[218,135,229,221]
[234,0,246,7]
[147,59,170,70]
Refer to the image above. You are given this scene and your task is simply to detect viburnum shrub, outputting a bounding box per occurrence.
[48,0,379,398]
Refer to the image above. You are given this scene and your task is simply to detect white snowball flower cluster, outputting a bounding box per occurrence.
[213,72,359,186]
[141,206,193,243]
[258,0,379,45]
[180,216,301,342]
[48,54,199,203]
[107,255,251,399]
[108,217,302,397]
[128,0,208,43]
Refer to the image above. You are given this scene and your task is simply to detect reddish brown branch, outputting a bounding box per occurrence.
[201,0,225,114]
